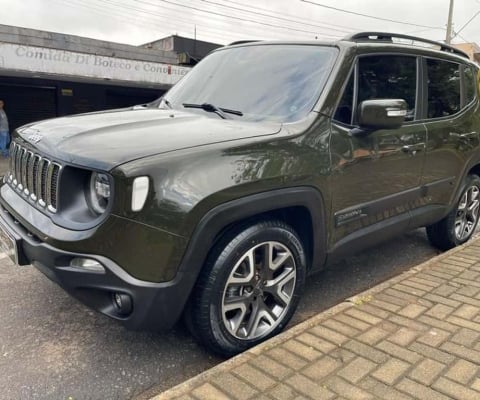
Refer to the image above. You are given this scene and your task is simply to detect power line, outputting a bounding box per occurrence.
[196,0,355,34]
[120,0,338,42]
[57,0,340,45]
[184,0,345,40]
[122,0,334,41]
[55,0,243,43]
[453,10,480,38]
[456,32,472,43]
[95,0,242,41]
[134,0,343,39]
[300,0,445,30]
[53,0,165,32]
[406,28,441,35]
[218,0,363,32]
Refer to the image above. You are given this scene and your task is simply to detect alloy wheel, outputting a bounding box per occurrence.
[221,241,296,340]
[455,185,480,241]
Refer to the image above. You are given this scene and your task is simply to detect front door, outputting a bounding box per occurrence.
[329,54,426,249]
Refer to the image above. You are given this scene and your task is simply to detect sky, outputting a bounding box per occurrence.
[0,0,478,47]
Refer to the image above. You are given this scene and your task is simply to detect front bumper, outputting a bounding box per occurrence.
[0,204,192,332]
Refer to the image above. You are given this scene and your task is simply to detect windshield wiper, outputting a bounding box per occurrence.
[182,103,243,119]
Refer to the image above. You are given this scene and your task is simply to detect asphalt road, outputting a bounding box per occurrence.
[0,226,451,400]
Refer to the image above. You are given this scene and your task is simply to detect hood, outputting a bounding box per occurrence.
[15,107,281,170]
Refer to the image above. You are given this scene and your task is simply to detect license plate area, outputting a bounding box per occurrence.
[0,222,18,265]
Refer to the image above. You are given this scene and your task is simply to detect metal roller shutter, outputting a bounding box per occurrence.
[0,84,57,131]
[105,90,162,109]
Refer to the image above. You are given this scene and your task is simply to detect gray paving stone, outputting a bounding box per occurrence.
[408,359,445,386]
[371,358,410,385]
[445,360,478,385]
[432,377,480,400]
[155,240,480,400]
[336,357,377,384]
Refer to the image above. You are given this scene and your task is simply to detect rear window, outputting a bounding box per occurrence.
[427,59,461,118]
[465,66,477,104]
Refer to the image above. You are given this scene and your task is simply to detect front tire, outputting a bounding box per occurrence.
[427,174,480,251]
[188,220,306,357]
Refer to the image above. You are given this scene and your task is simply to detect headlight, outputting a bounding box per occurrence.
[88,172,111,214]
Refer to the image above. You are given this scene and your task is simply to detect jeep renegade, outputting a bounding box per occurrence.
[1,32,479,356]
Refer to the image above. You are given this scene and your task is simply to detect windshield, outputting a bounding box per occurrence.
[164,44,338,123]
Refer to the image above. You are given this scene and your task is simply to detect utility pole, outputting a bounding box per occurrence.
[194,25,197,61]
[446,0,455,44]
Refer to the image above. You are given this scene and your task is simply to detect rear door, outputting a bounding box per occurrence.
[421,59,480,210]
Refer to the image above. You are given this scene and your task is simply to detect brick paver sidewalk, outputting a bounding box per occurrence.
[154,238,480,400]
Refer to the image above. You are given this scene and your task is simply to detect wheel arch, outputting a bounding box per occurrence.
[211,205,316,269]
[456,162,480,206]
[180,187,327,275]
[176,187,327,315]
[467,163,480,178]
[448,158,480,210]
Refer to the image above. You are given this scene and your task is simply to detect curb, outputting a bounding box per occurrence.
[151,236,479,400]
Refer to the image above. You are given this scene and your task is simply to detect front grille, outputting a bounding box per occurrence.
[7,142,62,213]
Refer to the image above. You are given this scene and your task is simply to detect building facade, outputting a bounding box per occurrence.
[0,25,200,131]
[453,42,480,64]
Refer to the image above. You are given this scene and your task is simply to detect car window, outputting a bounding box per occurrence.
[465,66,476,104]
[427,59,460,118]
[333,55,418,126]
[357,55,417,121]
[333,72,354,125]
[165,45,338,123]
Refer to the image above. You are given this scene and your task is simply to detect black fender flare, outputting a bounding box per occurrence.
[454,154,480,208]
[173,186,328,312]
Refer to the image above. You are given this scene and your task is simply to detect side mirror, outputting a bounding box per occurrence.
[357,99,407,131]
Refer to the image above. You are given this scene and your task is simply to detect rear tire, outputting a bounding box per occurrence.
[426,174,480,251]
[187,220,306,357]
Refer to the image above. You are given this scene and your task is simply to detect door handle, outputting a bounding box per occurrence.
[450,131,478,139]
[402,143,425,154]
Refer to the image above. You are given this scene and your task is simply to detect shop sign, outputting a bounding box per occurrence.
[0,42,190,85]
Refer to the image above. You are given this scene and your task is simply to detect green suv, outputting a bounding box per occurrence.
[1,33,479,356]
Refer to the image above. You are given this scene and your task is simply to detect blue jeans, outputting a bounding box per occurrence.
[0,130,9,157]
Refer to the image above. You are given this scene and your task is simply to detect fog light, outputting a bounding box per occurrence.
[70,258,105,273]
[112,292,133,315]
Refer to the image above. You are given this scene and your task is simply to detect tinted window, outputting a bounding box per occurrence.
[165,45,338,123]
[427,59,460,118]
[465,66,476,104]
[358,55,417,121]
[333,73,354,125]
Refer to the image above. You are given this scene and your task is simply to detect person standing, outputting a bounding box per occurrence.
[0,100,9,157]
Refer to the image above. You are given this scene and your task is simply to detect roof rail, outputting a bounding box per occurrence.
[228,40,261,46]
[344,32,469,59]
